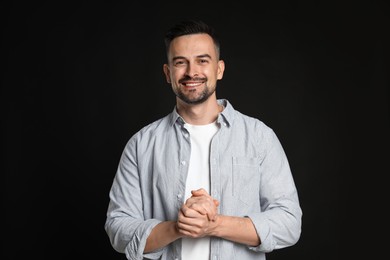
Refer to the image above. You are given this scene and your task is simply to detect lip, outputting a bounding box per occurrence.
[181,81,204,88]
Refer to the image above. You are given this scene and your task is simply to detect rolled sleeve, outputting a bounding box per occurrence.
[245,213,276,252]
[125,219,164,260]
[246,201,302,253]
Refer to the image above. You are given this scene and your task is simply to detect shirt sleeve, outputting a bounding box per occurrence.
[104,137,165,260]
[246,127,302,252]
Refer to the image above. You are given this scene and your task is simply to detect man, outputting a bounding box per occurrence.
[105,19,302,260]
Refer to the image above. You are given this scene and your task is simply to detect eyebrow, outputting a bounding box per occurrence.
[172,54,212,62]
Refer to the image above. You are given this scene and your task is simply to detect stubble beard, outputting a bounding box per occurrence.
[176,84,215,105]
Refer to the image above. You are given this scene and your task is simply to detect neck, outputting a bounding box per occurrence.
[176,97,223,125]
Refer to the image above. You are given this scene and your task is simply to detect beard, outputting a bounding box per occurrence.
[175,84,215,105]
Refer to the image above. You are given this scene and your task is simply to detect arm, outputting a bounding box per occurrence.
[105,137,176,259]
[209,215,260,247]
[246,128,302,252]
[144,221,183,253]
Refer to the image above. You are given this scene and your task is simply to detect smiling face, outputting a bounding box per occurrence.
[163,33,225,105]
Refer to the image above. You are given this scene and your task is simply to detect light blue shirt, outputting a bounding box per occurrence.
[105,99,302,260]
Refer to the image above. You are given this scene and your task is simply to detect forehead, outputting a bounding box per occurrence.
[168,33,217,59]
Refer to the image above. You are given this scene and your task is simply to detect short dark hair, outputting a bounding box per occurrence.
[164,19,221,59]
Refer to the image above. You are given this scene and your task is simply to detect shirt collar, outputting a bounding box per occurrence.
[169,99,234,127]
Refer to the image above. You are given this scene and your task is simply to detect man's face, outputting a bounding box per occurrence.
[163,33,225,105]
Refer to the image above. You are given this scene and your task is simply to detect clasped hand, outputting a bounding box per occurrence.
[177,188,220,238]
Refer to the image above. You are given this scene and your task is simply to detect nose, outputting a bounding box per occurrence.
[185,63,198,78]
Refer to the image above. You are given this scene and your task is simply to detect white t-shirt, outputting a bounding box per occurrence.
[182,121,219,260]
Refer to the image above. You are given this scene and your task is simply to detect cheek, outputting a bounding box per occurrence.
[206,68,219,80]
[172,69,185,81]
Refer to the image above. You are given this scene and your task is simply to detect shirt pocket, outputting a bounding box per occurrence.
[232,156,261,206]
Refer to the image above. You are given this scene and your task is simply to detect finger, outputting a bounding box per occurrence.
[190,190,219,208]
[177,216,209,238]
[180,204,204,218]
[191,188,209,196]
[185,196,209,211]
[187,203,210,217]
[188,201,218,221]
[186,196,219,220]
[186,194,214,206]
[177,225,203,238]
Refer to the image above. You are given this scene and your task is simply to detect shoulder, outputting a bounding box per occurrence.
[234,109,273,133]
[132,113,172,141]
[232,110,281,151]
[222,99,271,131]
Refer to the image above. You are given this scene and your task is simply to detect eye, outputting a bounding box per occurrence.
[199,59,208,64]
[174,60,186,66]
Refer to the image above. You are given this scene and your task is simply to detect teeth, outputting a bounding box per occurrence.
[186,83,201,87]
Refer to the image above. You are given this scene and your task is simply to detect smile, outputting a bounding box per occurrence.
[181,81,205,88]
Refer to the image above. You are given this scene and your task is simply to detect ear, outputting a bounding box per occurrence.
[163,64,171,83]
[217,60,225,80]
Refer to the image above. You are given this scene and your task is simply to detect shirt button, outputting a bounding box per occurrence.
[181,161,186,166]
[184,133,189,138]
[177,194,182,199]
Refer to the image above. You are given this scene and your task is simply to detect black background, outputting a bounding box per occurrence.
[2,1,388,259]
